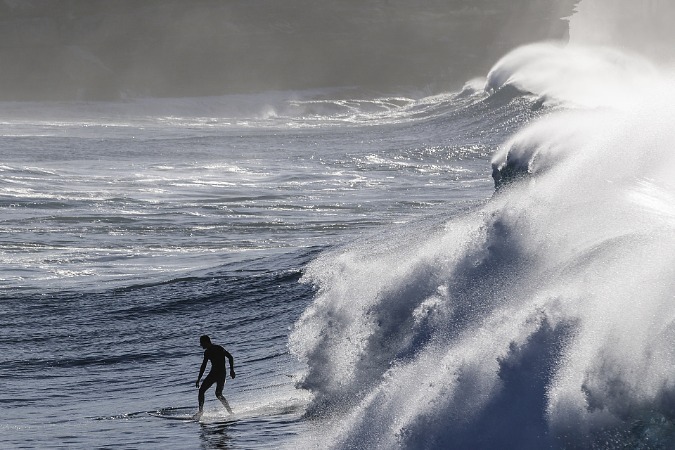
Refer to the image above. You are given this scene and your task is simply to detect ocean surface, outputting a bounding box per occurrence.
[4,3,675,449]
[0,86,508,449]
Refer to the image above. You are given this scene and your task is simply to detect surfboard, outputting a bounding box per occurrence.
[147,406,201,421]
[147,395,308,424]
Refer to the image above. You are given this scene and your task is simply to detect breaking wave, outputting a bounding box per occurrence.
[289,22,675,450]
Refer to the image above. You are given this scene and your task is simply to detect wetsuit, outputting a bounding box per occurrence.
[198,344,232,409]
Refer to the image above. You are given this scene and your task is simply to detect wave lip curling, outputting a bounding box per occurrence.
[290,40,675,450]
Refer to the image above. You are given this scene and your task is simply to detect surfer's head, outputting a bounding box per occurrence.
[200,335,211,348]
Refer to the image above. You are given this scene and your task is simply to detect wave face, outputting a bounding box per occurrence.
[289,2,675,448]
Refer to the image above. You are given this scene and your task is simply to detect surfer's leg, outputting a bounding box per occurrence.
[215,377,233,414]
[217,394,233,414]
[199,374,217,411]
[198,388,206,411]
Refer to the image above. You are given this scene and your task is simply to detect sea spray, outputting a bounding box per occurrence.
[485,42,659,109]
[289,43,675,448]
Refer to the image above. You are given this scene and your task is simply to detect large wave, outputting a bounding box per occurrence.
[289,3,675,449]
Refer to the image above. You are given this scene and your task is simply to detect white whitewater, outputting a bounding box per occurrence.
[289,1,675,448]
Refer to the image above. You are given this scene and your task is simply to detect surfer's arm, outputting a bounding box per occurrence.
[225,350,235,379]
[196,356,208,388]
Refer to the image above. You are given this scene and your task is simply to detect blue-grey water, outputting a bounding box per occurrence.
[5,2,675,448]
[0,90,509,449]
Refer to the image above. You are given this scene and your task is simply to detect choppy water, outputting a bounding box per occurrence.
[0,87,508,449]
[5,3,675,447]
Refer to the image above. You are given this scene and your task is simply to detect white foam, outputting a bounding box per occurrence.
[486,42,660,109]
[290,40,675,449]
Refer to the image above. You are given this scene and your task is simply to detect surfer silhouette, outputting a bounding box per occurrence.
[195,335,235,418]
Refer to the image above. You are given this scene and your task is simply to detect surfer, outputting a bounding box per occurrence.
[195,335,236,417]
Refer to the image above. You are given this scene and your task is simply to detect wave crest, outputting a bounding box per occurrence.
[290,51,675,449]
[486,42,659,109]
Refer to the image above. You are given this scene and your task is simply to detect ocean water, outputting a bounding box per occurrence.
[4,2,675,449]
[0,86,511,449]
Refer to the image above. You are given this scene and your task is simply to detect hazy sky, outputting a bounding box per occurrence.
[570,0,675,62]
[0,0,577,101]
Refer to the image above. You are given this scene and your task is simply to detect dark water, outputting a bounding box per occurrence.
[2,251,314,448]
[0,89,503,449]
